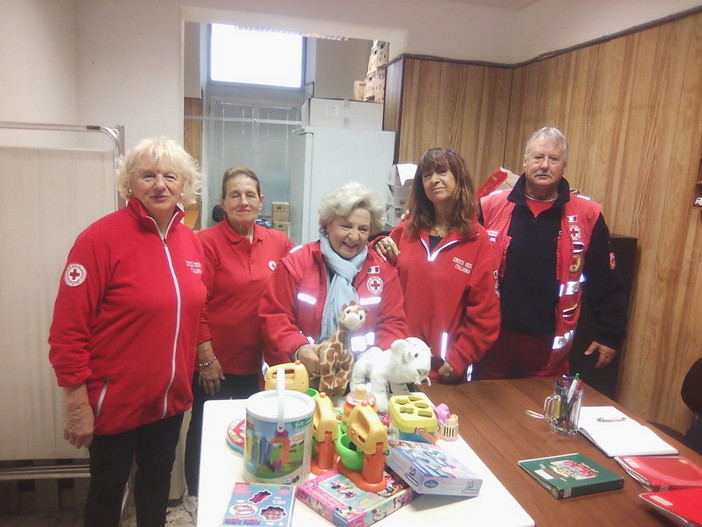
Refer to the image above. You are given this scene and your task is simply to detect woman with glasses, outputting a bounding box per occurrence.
[182,167,293,521]
[49,137,207,527]
[374,147,501,384]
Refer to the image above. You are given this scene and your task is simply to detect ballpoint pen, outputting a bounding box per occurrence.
[566,372,580,404]
[596,417,627,422]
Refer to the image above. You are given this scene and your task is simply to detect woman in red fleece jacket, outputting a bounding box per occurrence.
[182,168,294,517]
[48,137,207,527]
[375,147,501,384]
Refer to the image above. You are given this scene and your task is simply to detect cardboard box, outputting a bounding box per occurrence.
[363,67,386,103]
[301,98,383,130]
[272,201,290,222]
[385,205,405,227]
[387,164,417,187]
[273,221,290,236]
[353,81,366,101]
[296,469,414,527]
[386,190,409,210]
[388,183,412,199]
[386,439,483,497]
[367,40,390,74]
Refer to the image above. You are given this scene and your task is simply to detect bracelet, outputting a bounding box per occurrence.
[198,356,218,368]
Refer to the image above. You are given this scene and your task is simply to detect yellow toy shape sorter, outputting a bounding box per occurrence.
[387,395,439,444]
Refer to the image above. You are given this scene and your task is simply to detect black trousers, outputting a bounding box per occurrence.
[183,373,259,495]
[84,413,184,527]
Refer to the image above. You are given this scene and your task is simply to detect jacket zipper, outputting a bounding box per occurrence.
[95,377,110,418]
[163,215,182,419]
[148,215,183,419]
[422,238,459,262]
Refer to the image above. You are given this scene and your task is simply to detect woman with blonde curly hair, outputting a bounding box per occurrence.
[49,137,207,527]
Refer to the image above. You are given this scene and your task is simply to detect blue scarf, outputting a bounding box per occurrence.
[318,234,366,342]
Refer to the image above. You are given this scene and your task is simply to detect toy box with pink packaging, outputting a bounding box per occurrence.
[386,439,483,497]
[295,469,414,527]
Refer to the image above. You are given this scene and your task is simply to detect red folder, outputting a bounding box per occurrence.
[640,487,702,526]
[615,455,702,491]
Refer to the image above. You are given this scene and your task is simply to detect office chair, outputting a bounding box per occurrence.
[649,358,702,454]
[681,358,702,454]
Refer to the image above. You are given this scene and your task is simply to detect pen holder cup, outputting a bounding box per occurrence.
[543,379,583,436]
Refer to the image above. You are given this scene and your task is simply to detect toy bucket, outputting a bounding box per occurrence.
[244,390,314,485]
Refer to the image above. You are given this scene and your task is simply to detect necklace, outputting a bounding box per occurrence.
[430,224,449,237]
[524,192,558,203]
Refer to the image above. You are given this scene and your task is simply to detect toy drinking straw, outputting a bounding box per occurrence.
[277,367,285,433]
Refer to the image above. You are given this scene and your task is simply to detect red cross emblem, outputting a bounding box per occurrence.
[63,263,87,287]
[366,276,384,295]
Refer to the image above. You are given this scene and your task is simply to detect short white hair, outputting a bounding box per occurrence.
[524,127,569,162]
[318,181,385,235]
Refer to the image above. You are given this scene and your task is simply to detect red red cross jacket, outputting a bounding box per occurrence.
[386,219,501,381]
[481,188,600,364]
[259,240,409,366]
[49,198,207,435]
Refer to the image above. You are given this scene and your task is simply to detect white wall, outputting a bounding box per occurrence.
[2,0,699,149]
[0,0,79,147]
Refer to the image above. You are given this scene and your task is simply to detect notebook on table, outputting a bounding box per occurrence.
[578,406,678,457]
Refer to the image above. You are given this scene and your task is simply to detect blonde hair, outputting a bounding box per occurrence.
[116,137,201,204]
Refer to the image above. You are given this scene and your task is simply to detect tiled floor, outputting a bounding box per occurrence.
[0,501,195,527]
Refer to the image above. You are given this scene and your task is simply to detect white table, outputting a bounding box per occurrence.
[197,399,534,527]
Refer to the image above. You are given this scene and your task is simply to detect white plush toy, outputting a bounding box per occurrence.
[350,337,432,413]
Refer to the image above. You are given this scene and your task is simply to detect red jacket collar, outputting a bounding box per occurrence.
[126,197,185,233]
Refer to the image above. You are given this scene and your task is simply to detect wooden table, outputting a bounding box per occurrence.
[421,378,701,527]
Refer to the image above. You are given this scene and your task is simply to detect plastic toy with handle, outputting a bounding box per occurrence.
[310,392,339,475]
[264,361,309,392]
[336,402,388,492]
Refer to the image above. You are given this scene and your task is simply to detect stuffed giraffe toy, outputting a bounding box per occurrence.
[315,302,367,396]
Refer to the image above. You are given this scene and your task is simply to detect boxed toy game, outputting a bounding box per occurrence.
[518,453,624,499]
[386,439,483,497]
[296,469,414,527]
[221,482,295,526]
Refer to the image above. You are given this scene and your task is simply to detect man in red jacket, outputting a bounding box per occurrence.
[476,127,627,379]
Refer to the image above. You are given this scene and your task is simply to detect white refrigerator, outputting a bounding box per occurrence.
[290,126,395,245]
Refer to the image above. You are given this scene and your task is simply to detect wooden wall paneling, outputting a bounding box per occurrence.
[503,67,526,171]
[655,14,702,431]
[472,66,512,184]
[391,57,512,184]
[559,47,601,194]
[435,61,478,157]
[397,58,443,163]
[619,20,698,423]
[591,36,639,232]
[383,58,404,160]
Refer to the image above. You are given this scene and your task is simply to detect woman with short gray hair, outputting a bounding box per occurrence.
[260,181,408,381]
